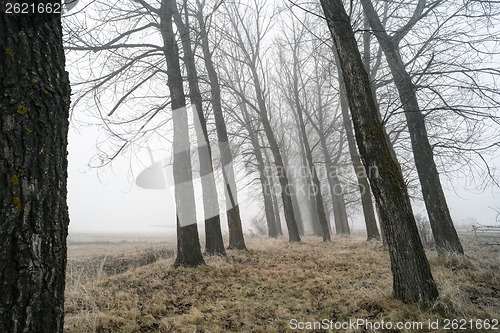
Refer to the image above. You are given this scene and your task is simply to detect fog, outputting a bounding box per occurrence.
[67,122,499,234]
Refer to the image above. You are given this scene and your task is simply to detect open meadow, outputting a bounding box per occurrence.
[63,232,500,332]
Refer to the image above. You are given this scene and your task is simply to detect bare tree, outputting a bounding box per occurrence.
[276,27,331,241]
[320,0,439,303]
[172,0,226,256]
[221,0,301,242]
[239,102,280,237]
[161,0,204,267]
[195,0,247,250]
[361,0,464,256]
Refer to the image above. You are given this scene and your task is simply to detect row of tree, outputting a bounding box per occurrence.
[64,0,500,301]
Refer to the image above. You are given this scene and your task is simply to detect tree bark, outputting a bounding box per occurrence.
[335,59,379,240]
[0,11,70,332]
[161,0,204,267]
[195,2,246,250]
[172,2,225,256]
[320,0,439,303]
[360,0,463,256]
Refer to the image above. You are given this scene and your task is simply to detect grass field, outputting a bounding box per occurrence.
[64,232,500,332]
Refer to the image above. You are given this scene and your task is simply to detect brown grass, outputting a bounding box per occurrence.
[64,234,500,332]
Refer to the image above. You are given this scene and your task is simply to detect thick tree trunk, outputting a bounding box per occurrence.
[196,3,246,250]
[240,104,278,238]
[161,0,204,267]
[320,0,439,303]
[0,12,70,332]
[361,0,463,256]
[172,4,225,256]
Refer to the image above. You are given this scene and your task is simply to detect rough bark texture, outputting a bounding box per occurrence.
[196,3,246,250]
[335,61,379,240]
[320,0,439,303]
[361,0,463,256]
[0,10,70,332]
[172,3,225,256]
[161,0,204,267]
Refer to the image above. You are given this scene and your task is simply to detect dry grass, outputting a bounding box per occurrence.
[64,234,500,332]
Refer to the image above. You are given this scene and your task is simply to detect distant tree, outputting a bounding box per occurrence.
[221,0,301,242]
[239,101,280,238]
[276,26,331,241]
[320,0,439,303]
[0,9,71,332]
[415,214,435,249]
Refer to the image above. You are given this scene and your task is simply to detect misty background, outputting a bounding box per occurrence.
[67,120,499,234]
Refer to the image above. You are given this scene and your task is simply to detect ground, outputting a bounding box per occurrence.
[64,232,500,332]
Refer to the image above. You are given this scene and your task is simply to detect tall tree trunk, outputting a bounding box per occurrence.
[361,0,464,256]
[172,3,225,256]
[361,11,397,242]
[335,59,380,240]
[240,104,279,238]
[195,1,246,250]
[0,12,70,333]
[320,0,439,303]
[161,0,204,267]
